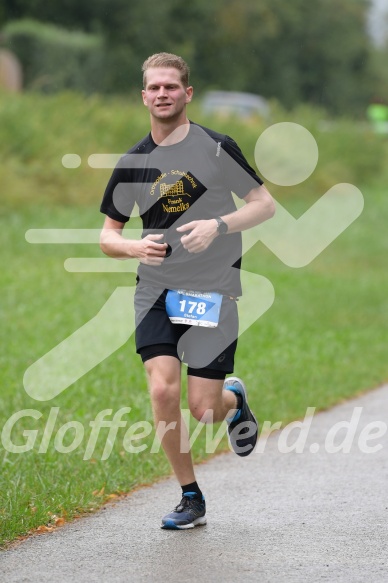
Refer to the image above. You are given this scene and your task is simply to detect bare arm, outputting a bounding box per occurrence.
[220,184,275,233]
[100,216,167,266]
[176,184,275,253]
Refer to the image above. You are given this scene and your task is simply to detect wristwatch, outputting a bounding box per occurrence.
[214,216,228,235]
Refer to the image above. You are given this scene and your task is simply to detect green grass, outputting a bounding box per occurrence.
[1,93,387,546]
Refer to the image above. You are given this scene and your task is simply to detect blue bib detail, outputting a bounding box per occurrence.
[165,290,223,328]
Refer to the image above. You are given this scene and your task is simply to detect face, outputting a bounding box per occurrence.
[142,67,193,121]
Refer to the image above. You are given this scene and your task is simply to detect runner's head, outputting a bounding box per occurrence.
[142,53,190,88]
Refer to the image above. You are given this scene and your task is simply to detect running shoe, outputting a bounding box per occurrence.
[224,376,258,457]
[161,492,206,529]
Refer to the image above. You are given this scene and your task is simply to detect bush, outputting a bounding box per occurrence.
[0,92,386,210]
[1,19,105,93]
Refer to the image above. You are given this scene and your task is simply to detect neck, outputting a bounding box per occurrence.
[150,116,190,146]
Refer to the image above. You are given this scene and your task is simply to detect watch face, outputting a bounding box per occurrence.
[217,219,228,234]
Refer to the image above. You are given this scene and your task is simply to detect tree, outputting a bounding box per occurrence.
[0,0,380,114]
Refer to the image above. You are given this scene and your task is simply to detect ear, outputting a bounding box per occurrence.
[185,86,193,104]
[141,89,147,106]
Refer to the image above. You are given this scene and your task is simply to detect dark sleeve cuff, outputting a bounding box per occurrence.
[100,206,129,223]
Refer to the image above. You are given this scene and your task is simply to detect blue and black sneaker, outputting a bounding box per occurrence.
[224,377,258,457]
[161,492,206,530]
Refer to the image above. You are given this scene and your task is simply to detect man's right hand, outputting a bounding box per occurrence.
[100,217,167,264]
[134,234,167,265]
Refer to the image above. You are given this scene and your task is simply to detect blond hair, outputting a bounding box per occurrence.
[142,53,190,88]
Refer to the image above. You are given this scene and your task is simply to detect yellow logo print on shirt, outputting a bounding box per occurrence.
[150,171,196,213]
[160,180,185,197]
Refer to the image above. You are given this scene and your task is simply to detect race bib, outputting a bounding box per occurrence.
[165,290,223,328]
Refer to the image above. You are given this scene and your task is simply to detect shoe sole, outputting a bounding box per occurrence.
[161,516,207,530]
[225,376,258,457]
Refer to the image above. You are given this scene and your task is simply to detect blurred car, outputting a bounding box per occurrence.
[201,90,269,119]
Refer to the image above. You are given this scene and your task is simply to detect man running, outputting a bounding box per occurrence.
[100,52,275,529]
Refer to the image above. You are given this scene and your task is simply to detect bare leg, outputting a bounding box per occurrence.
[187,375,239,423]
[145,355,196,486]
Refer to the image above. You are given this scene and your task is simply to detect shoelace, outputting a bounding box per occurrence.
[174,495,198,513]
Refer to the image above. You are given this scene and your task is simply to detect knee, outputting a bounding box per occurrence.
[150,381,180,411]
[189,399,216,423]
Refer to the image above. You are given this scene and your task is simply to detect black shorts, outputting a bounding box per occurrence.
[134,285,239,380]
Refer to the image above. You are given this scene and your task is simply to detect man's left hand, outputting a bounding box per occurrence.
[176,219,219,253]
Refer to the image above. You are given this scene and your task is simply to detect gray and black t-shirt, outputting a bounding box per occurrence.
[100,122,263,296]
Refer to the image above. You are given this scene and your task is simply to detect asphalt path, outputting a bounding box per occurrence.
[1,384,388,582]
